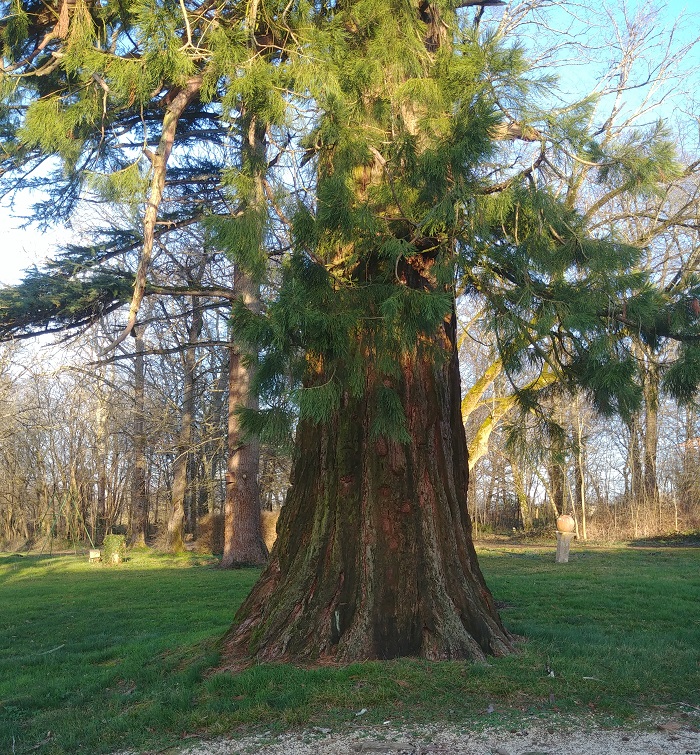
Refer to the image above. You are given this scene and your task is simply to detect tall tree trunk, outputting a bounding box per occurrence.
[130,324,149,545]
[548,460,564,518]
[221,0,516,665]
[680,405,698,511]
[166,300,203,552]
[626,412,643,503]
[573,398,587,541]
[220,108,268,568]
[95,399,107,545]
[221,267,267,567]
[574,447,587,540]
[642,360,660,508]
[103,76,203,352]
[222,310,513,663]
[511,458,533,531]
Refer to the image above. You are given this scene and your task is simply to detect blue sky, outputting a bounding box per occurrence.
[0,195,70,285]
[1,0,698,286]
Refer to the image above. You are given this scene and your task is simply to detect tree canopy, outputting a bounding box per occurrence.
[2,0,699,402]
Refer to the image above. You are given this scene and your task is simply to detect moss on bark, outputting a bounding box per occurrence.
[222,313,513,664]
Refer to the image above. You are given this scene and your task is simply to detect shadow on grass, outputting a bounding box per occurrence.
[628,531,700,548]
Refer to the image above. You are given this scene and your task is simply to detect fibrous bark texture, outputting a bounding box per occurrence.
[221,267,268,568]
[222,315,513,664]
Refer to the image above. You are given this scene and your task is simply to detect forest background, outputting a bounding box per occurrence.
[1,0,700,560]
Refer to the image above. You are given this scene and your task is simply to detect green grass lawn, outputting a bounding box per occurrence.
[1,545,698,754]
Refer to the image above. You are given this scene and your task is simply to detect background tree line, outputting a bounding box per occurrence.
[0,313,289,552]
[2,303,699,552]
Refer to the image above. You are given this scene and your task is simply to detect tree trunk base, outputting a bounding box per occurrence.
[221,332,514,665]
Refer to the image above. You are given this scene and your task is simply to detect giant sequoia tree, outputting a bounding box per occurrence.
[222,0,520,661]
[221,0,700,663]
[4,0,700,663]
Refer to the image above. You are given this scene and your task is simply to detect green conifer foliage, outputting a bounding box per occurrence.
[0,0,292,333]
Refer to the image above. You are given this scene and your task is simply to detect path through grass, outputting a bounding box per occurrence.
[1,545,698,754]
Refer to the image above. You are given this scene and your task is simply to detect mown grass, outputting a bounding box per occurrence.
[1,545,698,754]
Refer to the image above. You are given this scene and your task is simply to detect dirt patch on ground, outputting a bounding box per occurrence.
[119,714,700,755]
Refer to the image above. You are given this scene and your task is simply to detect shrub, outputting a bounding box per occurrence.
[102,534,127,565]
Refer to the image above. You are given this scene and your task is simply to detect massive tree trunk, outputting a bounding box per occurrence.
[222,311,513,664]
[220,0,516,665]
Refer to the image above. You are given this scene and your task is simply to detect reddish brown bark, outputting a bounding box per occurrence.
[220,108,268,569]
[220,267,268,568]
[222,312,513,664]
